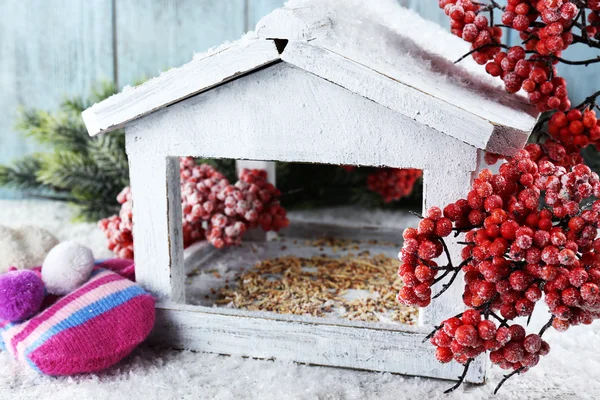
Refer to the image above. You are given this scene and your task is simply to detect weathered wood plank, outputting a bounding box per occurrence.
[125,63,478,172]
[281,41,532,156]
[150,302,486,383]
[115,0,246,87]
[420,168,476,326]
[0,0,114,198]
[126,150,185,302]
[82,39,281,136]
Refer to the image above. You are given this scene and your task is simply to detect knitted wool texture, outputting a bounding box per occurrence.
[0,264,154,375]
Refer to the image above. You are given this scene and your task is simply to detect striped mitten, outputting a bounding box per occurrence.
[0,267,154,375]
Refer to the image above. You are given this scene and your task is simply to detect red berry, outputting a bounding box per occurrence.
[436,346,454,363]
[455,325,478,347]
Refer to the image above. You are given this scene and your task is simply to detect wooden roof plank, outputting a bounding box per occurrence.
[82,39,281,136]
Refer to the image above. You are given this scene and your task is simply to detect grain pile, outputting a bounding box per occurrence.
[214,239,418,324]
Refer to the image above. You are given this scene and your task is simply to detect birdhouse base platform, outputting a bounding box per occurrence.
[148,220,487,384]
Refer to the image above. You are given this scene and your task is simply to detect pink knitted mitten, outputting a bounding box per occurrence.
[0,267,154,375]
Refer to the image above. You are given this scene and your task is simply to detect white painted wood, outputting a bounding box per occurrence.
[277,0,535,126]
[305,39,537,156]
[126,149,185,302]
[149,302,486,384]
[125,63,478,173]
[420,168,476,327]
[82,39,280,136]
[120,62,486,381]
[281,41,530,156]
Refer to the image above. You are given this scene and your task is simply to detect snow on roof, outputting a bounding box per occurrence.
[83,0,538,155]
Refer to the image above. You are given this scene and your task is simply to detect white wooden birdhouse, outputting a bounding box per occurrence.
[82,0,538,384]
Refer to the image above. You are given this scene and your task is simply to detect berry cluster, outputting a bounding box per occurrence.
[438,0,583,112]
[100,158,289,257]
[485,49,570,111]
[98,186,134,259]
[432,311,550,372]
[206,168,289,248]
[432,310,493,365]
[440,0,503,64]
[398,206,452,307]
[425,0,600,393]
[548,108,600,149]
[522,68,570,112]
[488,325,550,371]
[397,143,600,387]
[180,158,229,246]
[367,168,423,203]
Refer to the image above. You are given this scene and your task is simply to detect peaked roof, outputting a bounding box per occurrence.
[82,0,539,156]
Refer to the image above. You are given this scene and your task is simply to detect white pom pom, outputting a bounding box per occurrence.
[42,241,95,295]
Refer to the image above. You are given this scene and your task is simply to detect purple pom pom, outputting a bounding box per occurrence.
[0,270,45,322]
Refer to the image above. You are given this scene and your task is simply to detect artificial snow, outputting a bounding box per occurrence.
[1,200,599,399]
[280,0,535,127]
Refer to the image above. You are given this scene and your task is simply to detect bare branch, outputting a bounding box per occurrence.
[494,367,525,394]
[445,358,474,394]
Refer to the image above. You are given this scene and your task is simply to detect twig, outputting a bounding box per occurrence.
[575,90,600,109]
[539,316,555,337]
[432,258,472,299]
[454,43,509,64]
[475,293,499,318]
[494,367,525,394]
[422,324,443,344]
[581,6,589,43]
[453,226,475,237]
[572,34,600,50]
[431,268,452,285]
[551,55,600,66]
[489,310,510,328]
[409,210,424,219]
[440,237,453,269]
[444,358,473,394]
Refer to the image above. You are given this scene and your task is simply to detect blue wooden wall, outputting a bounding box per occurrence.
[1,0,598,198]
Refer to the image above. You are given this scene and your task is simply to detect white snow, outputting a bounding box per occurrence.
[1,200,599,399]
[280,0,536,127]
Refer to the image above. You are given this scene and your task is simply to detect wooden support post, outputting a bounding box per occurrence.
[419,167,475,327]
[127,150,185,303]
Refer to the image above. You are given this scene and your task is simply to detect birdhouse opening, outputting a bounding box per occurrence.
[180,159,423,327]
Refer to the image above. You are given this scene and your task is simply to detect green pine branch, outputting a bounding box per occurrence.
[16,108,90,155]
[0,81,127,221]
[0,155,48,190]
